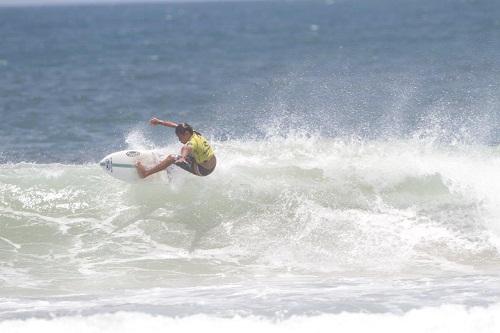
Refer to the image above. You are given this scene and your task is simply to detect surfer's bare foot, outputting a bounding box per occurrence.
[135,162,147,178]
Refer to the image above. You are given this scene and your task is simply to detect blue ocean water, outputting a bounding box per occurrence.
[1,0,499,162]
[1,1,500,332]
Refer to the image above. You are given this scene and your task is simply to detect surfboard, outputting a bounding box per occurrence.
[99,150,172,183]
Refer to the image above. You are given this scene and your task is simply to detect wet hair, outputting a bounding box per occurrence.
[175,123,201,136]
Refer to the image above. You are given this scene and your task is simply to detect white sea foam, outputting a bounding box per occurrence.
[1,136,499,279]
[1,304,500,333]
[1,136,500,321]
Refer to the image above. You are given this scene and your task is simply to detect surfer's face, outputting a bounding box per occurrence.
[176,132,191,144]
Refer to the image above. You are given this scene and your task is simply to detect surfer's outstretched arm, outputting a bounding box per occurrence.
[150,118,177,128]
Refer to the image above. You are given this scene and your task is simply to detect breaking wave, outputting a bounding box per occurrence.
[1,135,500,288]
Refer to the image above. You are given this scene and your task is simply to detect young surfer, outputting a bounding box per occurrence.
[135,118,216,178]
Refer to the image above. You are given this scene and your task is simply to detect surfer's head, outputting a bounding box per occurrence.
[175,123,194,144]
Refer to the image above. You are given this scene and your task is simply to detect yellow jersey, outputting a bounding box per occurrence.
[186,133,214,164]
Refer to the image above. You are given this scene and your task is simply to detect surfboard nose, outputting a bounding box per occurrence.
[99,156,113,173]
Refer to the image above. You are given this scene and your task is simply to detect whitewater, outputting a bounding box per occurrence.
[2,133,500,331]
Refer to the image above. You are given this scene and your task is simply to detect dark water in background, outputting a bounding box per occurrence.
[1,0,499,163]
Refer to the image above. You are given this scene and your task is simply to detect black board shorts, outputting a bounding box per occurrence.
[174,155,214,176]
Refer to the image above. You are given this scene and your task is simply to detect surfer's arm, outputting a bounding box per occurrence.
[150,118,178,128]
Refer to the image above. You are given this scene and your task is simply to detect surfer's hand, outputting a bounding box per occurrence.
[175,156,187,164]
[149,117,161,126]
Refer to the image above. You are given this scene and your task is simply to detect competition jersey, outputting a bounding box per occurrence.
[186,133,214,164]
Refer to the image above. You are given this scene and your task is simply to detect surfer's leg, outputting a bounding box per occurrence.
[136,155,176,178]
[174,155,199,175]
[174,156,215,176]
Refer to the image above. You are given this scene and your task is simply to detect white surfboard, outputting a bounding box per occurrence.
[99,150,172,183]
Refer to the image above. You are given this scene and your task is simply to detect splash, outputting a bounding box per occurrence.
[124,129,156,151]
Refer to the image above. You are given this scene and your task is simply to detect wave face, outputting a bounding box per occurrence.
[1,137,500,298]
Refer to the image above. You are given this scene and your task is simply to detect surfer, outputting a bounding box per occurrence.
[135,118,216,178]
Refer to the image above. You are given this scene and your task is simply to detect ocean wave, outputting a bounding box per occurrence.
[1,136,500,282]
